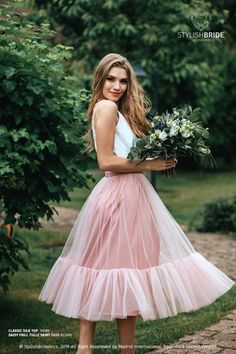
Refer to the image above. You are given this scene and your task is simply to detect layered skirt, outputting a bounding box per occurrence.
[38,172,235,321]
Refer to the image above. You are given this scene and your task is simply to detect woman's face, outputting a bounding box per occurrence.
[102,67,128,103]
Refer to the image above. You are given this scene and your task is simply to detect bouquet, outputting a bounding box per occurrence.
[127,105,216,177]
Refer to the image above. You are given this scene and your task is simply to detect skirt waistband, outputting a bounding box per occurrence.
[105,171,144,178]
[105,171,117,177]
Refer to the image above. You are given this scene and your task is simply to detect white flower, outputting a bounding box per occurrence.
[182,131,192,138]
[179,125,193,138]
[150,134,156,142]
[199,147,211,154]
[172,120,180,129]
[159,131,168,141]
[154,129,162,137]
[169,126,179,136]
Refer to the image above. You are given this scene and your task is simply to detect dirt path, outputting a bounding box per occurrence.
[146,310,236,353]
[41,206,236,354]
[40,206,80,233]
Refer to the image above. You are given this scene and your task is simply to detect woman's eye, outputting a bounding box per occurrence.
[106,77,127,84]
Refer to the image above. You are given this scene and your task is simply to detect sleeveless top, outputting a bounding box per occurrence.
[91,101,137,158]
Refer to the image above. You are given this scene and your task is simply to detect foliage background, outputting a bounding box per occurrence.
[0,3,93,229]
[1,0,235,228]
[34,0,236,162]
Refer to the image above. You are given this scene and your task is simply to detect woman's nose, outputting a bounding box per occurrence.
[113,81,121,90]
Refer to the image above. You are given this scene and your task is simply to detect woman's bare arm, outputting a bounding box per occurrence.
[94,100,176,173]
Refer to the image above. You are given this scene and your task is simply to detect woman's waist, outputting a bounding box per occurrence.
[105,171,144,178]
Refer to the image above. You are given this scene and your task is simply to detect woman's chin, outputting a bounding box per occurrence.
[103,93,121,102]
[109,97,119,102]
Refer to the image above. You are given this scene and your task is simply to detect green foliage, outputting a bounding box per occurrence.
[0,4,93,229]
[34,0,236,160]
[197,196,236,234]
[0,226,30,294]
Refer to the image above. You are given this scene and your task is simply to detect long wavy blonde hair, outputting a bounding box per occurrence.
[84,53,151,153]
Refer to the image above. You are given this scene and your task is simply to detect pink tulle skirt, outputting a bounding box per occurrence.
[38,171,235,321]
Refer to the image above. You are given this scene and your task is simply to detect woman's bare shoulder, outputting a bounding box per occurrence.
[93,100,118,130]
[96,99,118,113]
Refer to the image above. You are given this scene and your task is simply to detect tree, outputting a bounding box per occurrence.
[34,0,236,160]
[0,4,93,230]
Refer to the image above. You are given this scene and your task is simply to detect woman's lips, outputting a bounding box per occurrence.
[110,92,121,96]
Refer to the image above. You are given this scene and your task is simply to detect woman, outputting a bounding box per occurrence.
[38,53,234,354]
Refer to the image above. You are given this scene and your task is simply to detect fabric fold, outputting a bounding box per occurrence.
[38,251,234,321]
[38,172,235,321]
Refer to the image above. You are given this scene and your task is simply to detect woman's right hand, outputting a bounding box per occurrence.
[147,158,177,171]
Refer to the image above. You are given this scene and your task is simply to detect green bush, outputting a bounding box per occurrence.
[0,225,30,294]
[0,5,93,230]
[197,196,236,234]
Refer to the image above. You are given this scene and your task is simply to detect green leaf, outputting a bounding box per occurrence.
[2,79,17,92]
[4,67,16,79]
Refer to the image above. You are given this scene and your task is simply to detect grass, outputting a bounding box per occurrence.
[1,228,235,354]
[1,167,236,353]
[153,169,236,226]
